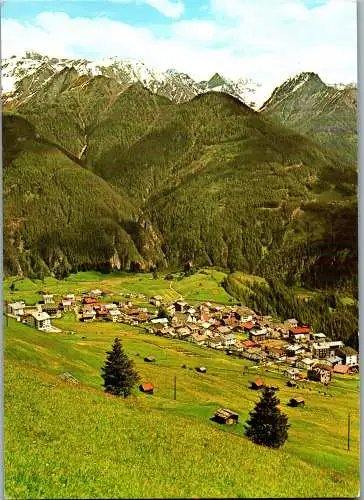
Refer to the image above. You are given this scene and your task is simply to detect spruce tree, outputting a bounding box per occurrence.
[101,337,140,397]
[245,387,289,448]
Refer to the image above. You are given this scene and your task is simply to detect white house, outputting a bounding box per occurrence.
[312,340,344,359]
[104,303,118,310]
[217,326,232,336]
[176,327,191,339]
[188,333,209,346]
[108,310,121,322]
[90,289,102,298]
[25,311,51,331]
[312,333,326,341]
[337,346,359,366]
[151,317,169,325]
[285,318,298,328]
[82,310,96,322]
[166,304,176,316]
[7,301,25,316]
[187,314,197,323]
[285,367,301,380]
[285,344,306,355]
[61,299,73,312]
[43,294,54,304]
[296,358,316,370]
[174,300,188,313]
[201,321,212,330]
[150,295,163,307]
[221,333,236,347]
[208,337,223,349]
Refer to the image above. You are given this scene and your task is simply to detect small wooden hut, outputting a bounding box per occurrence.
[250,378,265,390]
[289,397,305,407]
[214,408,239,425]
[196,366,207,373]
[144,355,156,363]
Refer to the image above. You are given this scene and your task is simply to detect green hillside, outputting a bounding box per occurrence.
[3,114,166,277]
[5,314,360,499]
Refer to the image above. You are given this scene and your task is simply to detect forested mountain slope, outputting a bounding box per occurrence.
[3,113,164,277]
[3,67,357,292]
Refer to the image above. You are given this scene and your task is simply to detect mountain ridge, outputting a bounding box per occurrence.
[3,73,357,291]
[2,52,357,112]
[1,52,271,109]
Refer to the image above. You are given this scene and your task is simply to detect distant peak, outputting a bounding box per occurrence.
[24,51,44,61]
[293,71,323,84]
[208,72,227,87]
[275,71,325,96]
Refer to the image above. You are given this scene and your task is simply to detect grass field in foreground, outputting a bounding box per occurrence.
[4,312,360,499]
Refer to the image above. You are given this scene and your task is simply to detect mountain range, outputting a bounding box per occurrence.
[0,51,290,110]
[2,52,358,292]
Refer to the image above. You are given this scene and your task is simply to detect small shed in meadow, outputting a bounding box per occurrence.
[214,408,239,425]
[250,378,265,390]
[139,383,154,394]
[144,355,156,363]
[289,397,305,407]
[196,366,207,373]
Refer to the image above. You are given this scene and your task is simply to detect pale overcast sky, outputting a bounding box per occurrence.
[1,0,358,89]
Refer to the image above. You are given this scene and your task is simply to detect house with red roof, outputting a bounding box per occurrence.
[96,309,108,318]
[333,364,352,375]
[83,297,98,305]
[242,321,255,331]
[242,340,257,348]
[289,326,311,342]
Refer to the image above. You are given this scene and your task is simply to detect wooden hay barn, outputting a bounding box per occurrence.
[289,397,305,407]
[196,366,207,373]
[214,408,239,425]
[251,378,264,390]
[139,383,154,394]
[144,355,156,363]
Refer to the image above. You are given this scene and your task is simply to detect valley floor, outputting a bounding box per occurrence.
[3,271,360,498]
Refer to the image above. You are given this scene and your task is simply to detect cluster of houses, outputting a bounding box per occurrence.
[6,289,359,384]
[6,294,63,333]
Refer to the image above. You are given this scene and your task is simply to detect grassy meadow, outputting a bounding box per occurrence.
[4,269,232,307]
[4,271,360,498]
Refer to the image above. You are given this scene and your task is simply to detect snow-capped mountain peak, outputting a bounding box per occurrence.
[1,52,268,109]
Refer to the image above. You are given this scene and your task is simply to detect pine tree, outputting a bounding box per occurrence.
[245,387,289,448]
[158,305,171,321]
[101,337,140,397]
